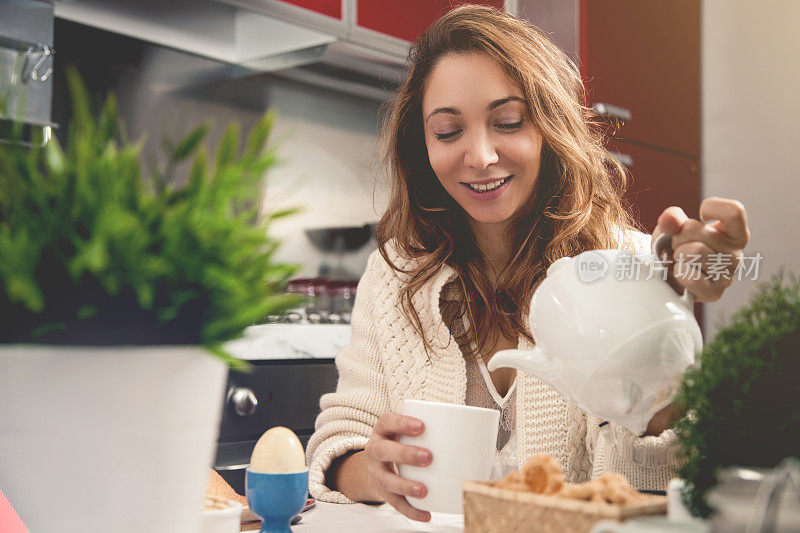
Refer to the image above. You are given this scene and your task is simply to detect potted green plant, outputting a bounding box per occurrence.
[674,269,800,518]
[0,67,299,532]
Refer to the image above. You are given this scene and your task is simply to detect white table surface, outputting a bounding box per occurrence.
[290,501,464,532]
[285,501,709,533]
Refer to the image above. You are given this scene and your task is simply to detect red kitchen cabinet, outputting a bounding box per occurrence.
[606,139,700,233]
[357,0,504,42]
[277,0,342,19]
[606,138,703,329]
[580,0,700,157]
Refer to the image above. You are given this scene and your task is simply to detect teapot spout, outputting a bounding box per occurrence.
[487,349,535,373]
[488,347,571,402]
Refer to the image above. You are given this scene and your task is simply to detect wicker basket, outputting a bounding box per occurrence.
[462,481,667,533]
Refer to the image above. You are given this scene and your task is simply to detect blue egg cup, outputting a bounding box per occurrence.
[246,468,309,533]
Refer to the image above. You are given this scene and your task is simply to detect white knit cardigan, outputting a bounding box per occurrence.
[306,230,682,503]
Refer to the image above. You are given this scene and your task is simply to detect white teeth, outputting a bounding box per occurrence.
[466,177,509,192]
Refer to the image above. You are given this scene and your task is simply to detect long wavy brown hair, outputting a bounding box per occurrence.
[375,4,641,356]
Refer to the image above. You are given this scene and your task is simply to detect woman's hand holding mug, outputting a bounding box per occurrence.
[364,412,433,522]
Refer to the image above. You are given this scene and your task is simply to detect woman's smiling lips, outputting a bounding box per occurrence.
[460,175,513,200]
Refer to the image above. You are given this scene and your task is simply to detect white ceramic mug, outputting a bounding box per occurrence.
[398,399,499,514]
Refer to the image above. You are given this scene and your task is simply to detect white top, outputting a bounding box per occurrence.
[456,310,519,480]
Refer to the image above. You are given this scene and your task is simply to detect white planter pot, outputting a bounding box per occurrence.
[0,345,228,533]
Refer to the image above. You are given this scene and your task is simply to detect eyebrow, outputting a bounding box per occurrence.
[425,96,525,122]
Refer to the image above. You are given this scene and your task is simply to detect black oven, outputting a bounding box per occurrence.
[213,358,338,494]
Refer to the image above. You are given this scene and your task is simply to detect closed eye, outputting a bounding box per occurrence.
[497,121,523,131]
[434,120,523,141]
[435,130,461,140]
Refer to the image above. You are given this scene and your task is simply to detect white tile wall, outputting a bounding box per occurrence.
[702,0,800,337]
[261,81,388,278]
[114,44,389,279]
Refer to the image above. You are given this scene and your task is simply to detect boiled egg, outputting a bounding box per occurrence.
[249,426,306,473]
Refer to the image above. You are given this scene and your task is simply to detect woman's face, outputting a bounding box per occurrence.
[422,52,543,227]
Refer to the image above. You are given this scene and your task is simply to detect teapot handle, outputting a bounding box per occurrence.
[651,232,695,311]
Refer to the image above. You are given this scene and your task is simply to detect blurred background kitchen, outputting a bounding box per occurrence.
[2,0,798,493]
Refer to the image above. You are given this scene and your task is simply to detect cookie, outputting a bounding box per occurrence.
[522,454,564,494]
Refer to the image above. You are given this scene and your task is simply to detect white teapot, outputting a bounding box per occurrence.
[488,233,703,435]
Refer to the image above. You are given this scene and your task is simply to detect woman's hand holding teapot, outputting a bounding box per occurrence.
[652,197,750,303]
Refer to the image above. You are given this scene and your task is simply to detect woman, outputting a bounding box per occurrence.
[306,5,749,522]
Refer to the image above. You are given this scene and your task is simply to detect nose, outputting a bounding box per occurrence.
[463,129,499,170]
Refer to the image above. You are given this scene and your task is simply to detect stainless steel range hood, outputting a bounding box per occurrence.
[54,0,408,101]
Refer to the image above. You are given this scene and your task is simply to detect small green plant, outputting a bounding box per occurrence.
[0,66,300,369]
[674,269,800,517]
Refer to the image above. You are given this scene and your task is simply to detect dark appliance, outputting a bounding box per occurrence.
[213,358,338,494]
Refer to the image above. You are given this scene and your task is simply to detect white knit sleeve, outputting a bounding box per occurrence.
[305,250,391,503]
[587,415,681,491]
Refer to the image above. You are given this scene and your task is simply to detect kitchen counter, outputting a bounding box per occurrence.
[223,323,351,360]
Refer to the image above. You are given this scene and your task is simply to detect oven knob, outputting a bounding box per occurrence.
[229,387,258,417]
